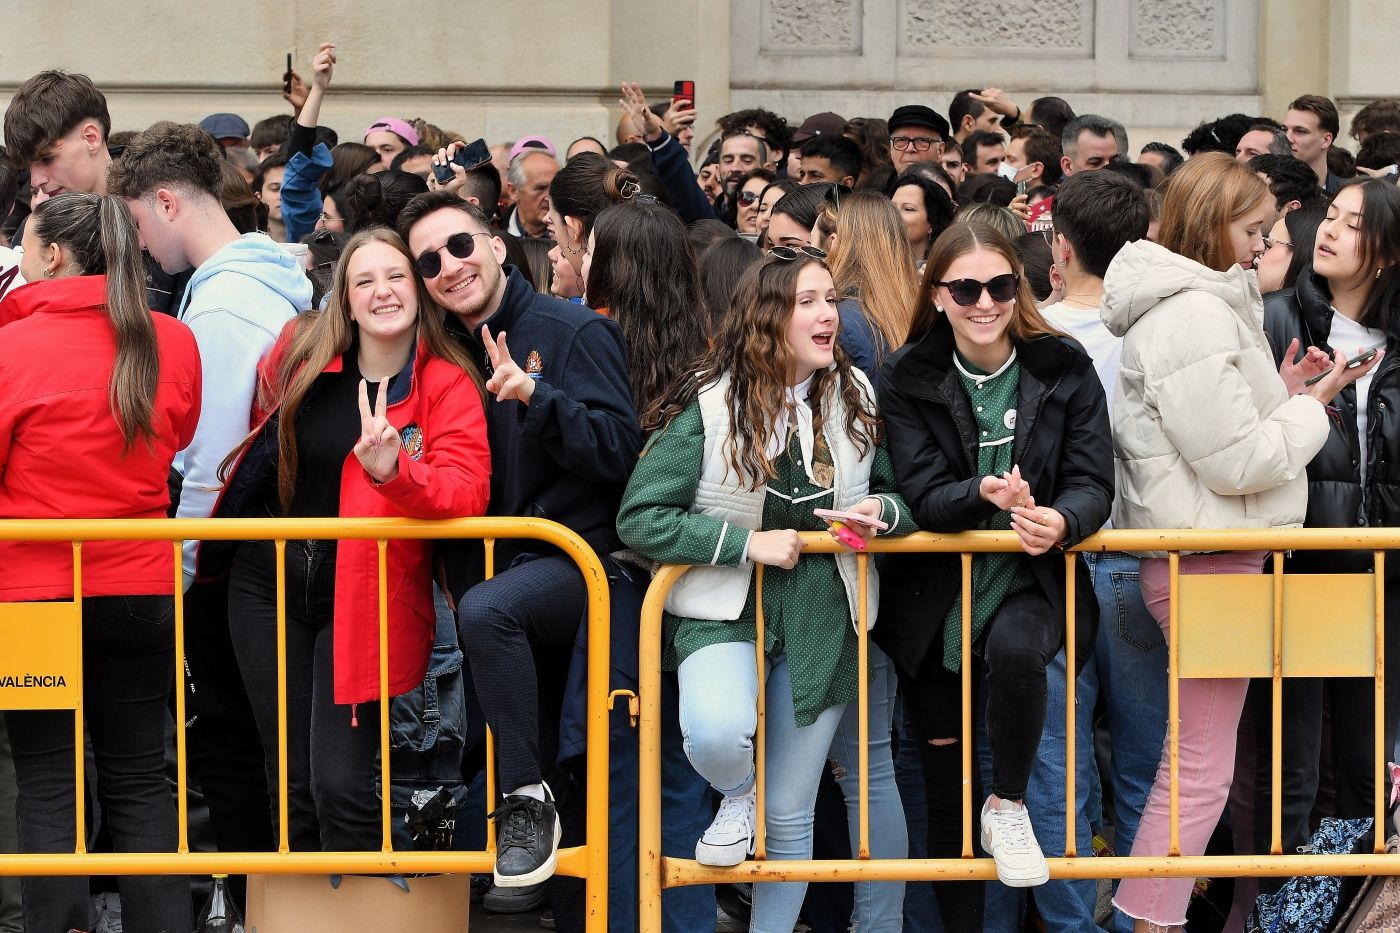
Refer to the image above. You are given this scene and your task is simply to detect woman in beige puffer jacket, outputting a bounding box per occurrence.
[1099,153,1376,932]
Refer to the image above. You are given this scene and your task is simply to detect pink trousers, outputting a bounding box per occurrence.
[1113,550,1267,928]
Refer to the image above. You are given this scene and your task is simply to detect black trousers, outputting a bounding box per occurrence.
[228,539,383,852]
[902,587,1060,933]
[183,576,274,865]
[6,595,191,933]
[458,555,587,792]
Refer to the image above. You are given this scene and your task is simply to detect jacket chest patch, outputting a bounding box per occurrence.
[401,424,425,461]
[525,350,544,379]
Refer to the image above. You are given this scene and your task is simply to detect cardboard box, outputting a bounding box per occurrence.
[246,873,469,933]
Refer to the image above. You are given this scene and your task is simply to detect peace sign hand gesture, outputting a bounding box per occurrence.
[354,378,402,483]
[481,326,536,404]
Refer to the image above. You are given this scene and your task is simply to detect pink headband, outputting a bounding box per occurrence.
[364,118,420,147]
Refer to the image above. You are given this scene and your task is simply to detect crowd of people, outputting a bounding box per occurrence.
[2,42,1400,933]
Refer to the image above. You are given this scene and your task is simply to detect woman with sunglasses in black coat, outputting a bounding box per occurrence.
[875,222,1112,926]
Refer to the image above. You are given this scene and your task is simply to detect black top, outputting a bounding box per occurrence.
[441,265,641,600]
[277,351,399,517]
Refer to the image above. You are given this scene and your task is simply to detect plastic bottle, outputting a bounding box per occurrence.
[195,874,245,933]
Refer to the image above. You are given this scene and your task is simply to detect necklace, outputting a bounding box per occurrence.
[1058,294,1100,309]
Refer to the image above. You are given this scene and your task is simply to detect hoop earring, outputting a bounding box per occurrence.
[1378,267,1384,280]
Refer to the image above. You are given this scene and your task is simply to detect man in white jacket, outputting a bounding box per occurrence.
[110,120,313,871]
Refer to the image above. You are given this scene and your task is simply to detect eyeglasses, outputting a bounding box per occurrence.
[769,245,828,262]
[935,273,1020,305]
[414,231,492,279]
[737,189,761,206]
[1262,235,1293,252]
[891,135,939,153]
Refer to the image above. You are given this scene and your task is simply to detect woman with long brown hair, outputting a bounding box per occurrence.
[617,251,914,933]
[876,221,1113,922]
[203,227,491,853]
[0,192,201,933]
[816,190,919,377]
[1104,152,1363,932]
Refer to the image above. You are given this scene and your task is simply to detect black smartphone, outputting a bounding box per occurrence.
[283,53,293,94]
[431,138,492,184]
[1304,347,1380,386]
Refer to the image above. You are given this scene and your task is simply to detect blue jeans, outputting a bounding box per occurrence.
[893,700,945,933]
[610,671,715,933]
[828,645,907,932]
[678,644,846,933]
[980,650,1100,932]
[1090,552,1167,933]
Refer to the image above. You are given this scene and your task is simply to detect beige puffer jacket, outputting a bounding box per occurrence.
[1100,240,1329,556]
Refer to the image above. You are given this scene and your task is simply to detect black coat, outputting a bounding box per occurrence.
[872,318,1114,693]
[442,266,641,600]
[1263,269,1400,578]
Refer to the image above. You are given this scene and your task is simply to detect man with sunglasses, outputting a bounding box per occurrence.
[397,191,641,897]
[888,104,951,172]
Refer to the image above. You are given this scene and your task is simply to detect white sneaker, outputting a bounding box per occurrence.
[980,797,1049,887]
[696,789,756,866]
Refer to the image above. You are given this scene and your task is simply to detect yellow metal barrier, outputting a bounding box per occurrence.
[638,528,1400,932]
[0,517,612,932]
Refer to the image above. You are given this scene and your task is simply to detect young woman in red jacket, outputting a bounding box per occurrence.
[0,193,201,933]
[209,227,491,852]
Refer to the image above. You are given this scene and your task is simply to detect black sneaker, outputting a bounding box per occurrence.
[482,879,549,914]
[489,785,561,888]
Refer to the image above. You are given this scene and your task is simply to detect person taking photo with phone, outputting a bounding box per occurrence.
[875,221,1113,928]
[1101,152,1370,933]
[1258,175,1400,871]
[201,228,491,853]
[616,249,914,933]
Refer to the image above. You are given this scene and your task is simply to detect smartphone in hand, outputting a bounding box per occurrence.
[283,52,293,94]
[1303,347,1380,387]
[673,80,695,110]
[431,138,492,185]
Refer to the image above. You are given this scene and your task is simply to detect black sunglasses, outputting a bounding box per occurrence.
[769,245,828,262]
[415,231,491,279]
[935,273,1020,306]
[737,189,760,206]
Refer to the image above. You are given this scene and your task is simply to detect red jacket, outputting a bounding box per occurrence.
[211,321,491,704]
[0,276,201,599]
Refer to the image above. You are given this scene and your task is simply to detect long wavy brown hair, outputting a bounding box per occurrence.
[221,228,481,510]
[644,254,882,490]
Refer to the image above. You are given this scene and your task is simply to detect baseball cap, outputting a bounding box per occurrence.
[509,135,559,163]
[364,117,420,147]
[888,105,951,142]
[199,113,251,142]
[791,112,848,145]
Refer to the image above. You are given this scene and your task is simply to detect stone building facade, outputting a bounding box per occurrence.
[1,0,1395,162]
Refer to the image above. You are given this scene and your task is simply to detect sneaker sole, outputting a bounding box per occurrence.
[981,830,1050,887]
[493,813,563,889]
[695,837,752,867]
[483,881,550,914]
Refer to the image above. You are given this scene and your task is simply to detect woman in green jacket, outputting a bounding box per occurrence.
[617,249,914,933]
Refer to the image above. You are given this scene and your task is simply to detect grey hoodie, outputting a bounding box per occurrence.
[1099,239,1327,554]
[173,233,313,580]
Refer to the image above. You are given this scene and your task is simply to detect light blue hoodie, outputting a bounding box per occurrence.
[174,233,313,581]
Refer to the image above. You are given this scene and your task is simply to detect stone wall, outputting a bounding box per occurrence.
[0,0,1396,165]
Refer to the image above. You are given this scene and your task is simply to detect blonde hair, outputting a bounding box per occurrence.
[819,191,918,353]
[1158,151,1268,271]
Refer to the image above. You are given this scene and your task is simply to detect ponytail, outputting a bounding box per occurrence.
[98,197,160,450]
[549,153,641,238]
[30,193,159,450]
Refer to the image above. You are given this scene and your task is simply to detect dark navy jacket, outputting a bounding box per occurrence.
[443,265,641,600]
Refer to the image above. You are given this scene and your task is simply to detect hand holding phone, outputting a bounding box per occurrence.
[815,507,889,552]
[1304,347,1380,387]
[284,53,293,94]
[672,80,695,110]
[431,138,491,186]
